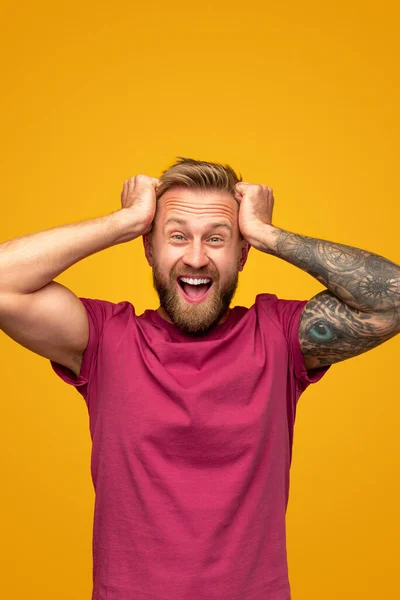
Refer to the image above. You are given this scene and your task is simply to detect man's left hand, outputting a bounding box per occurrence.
[234,182,275,249]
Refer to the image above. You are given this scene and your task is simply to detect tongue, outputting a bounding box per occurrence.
[183,283,209,298]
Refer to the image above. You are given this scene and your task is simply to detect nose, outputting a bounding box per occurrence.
[182,240,210,270]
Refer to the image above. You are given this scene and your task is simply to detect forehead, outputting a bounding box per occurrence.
[157,187,238,224]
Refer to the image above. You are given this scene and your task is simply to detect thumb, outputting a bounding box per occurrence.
[234,182,246,199]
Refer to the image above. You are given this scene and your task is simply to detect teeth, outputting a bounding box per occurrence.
[180,277,211,285]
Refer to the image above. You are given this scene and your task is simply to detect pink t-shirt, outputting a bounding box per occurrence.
[50,293,330,600]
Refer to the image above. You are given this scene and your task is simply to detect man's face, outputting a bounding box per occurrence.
[143,186,250,336]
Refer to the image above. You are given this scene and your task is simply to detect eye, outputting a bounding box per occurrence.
[308,320,336,342]
[171,235,223,242]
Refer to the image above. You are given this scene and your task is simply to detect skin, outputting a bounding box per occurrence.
[142,187,250,336]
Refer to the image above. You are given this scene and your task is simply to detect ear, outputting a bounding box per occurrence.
[142,233,154,267]
[238,241,251,272]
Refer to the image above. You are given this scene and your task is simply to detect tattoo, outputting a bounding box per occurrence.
[299,290,399,367]
[263,228,400,366]
[270,230,400,313]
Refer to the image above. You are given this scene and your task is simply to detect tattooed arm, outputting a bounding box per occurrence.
[259,226,400,370]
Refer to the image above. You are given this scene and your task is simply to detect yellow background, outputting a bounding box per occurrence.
[1,1,399,598]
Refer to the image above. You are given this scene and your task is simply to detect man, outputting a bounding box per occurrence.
[0,156,398,600]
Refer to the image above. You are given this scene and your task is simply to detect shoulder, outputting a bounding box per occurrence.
[78,297,135,330]
[255,293,307,329]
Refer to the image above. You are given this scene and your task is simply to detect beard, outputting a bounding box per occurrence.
[151,260,239,337]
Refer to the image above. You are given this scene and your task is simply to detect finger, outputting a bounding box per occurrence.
[121,180,128,200]
[235,182,251,196]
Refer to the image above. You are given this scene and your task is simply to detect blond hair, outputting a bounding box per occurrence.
[156,156,242,201]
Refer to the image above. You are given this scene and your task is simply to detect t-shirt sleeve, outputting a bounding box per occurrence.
[258,294,331,393]
[50,297,118,402]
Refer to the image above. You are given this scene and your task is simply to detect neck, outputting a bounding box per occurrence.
[156,306,230,326]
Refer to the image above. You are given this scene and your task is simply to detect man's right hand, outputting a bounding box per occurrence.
[121,175,162,235]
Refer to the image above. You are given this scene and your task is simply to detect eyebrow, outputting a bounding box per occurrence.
[164,217,232,231]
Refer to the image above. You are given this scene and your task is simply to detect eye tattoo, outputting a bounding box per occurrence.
[308,319,335,342]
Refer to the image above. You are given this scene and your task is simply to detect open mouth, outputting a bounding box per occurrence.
[177,277,213,303]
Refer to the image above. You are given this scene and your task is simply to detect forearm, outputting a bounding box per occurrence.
[0,209,141,295]
[260,225,400,314]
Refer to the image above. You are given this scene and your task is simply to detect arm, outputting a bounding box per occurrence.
[0,175,159,376]
[260,226,400,369]
[0,210,141,375]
